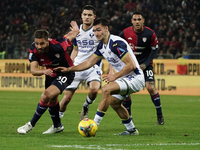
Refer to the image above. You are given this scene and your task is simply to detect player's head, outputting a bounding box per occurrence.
[131,11,145,33]
[93,18,109,43]
[81,5,96,26]
[34,29,49,54]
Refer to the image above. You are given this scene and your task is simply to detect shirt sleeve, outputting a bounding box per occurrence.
[111,40,129,60]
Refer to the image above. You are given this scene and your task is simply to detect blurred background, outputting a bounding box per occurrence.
[0,0,200,59]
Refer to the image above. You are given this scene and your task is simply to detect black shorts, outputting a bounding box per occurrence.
[45,72,75,94]
[143,65,155,82]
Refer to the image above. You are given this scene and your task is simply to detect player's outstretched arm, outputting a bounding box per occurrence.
[64,21,80,41]
[54,55,101,73]
[31,61,53,76]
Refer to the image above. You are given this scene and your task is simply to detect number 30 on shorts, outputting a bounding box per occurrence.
[57,76,68,85]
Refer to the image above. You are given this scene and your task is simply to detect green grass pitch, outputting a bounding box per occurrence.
[0,91,200,150]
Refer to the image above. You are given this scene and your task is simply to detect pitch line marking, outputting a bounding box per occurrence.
[51,143,200,149]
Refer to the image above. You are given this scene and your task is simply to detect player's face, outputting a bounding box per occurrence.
[93,24,108,43]
[131,14,144,33]
[34,38,49,54]
[81,10,96,26]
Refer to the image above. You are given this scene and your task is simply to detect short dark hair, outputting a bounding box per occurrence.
[82,5,96,15]
[34,29,49,41]
[93,18,109,27]
[133,11,144,18]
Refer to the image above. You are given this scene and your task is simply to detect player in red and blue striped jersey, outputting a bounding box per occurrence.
[119,11,164,125]
[17,21,80,134]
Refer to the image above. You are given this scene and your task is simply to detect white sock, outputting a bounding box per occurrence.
[59,111,64,119]
[83,95,95,107]
[124,120,135,131]
[94,114,103,126]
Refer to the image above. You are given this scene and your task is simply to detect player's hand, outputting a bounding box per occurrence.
[140,64,146,70]
[54,67,70,73]
[69,21,80,38]
[102,74,116,83]
[43,69,53,76]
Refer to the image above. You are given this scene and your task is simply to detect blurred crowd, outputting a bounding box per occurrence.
[0,0,200,59]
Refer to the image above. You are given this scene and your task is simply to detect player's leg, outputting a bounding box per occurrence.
[144,65,164,125]
[146,81,164,125]
[110,96,139,135]
[42,85,64,134]
[80,80,101,120]
[43,73,75,133]
[59,71,80,118]
[93,81,139,135]
[122,96,132,117]
[59,89,75,118]
[94,82,120,126]
[80,67,101,120]
[121,96,132,123]
[17,77,54,134]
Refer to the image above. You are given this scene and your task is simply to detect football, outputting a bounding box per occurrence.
[78,118,98,137]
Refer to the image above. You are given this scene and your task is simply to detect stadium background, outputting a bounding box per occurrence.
[0,0,199,95]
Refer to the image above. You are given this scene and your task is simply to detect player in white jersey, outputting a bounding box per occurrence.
[59,5,102,120]
[54,18,145,135]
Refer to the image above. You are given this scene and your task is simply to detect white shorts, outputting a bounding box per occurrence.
[112,74,145,100]
[65,65,102,90]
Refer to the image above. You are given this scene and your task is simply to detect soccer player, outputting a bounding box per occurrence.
[59,5,102,120]
[17,21,79,134]
[54,18,145,135]
[119,11,164,125]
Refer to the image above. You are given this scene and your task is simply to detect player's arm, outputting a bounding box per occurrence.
[54,55,101,73]
[140,32,158,70]
[70,46,78,62]
[103,53,136,83]
[30,61,53,76]
[113,53,136,77]
[108,64,115,75]
[64,21,80,41]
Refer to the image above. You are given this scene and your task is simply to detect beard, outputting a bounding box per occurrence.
[37,47,47,54]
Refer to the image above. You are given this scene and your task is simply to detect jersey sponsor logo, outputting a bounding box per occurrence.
[134,52,142,55]
[135,46,145,49]
[55,54,60,58]
[128,37,132,40]
[77,40,94,46]
[40,59,44,61]
[142,37,147,42]
[113,43,117,47]
[106,57,118,63]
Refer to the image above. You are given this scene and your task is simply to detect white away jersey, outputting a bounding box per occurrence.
[73,24,101,66]
[94,34,143,77]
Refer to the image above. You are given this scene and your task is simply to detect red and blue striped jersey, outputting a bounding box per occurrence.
[120,26,158,66]
[28,37,74,77]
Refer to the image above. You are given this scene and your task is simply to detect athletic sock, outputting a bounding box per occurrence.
[151,93,162,114]
[93,109,105,126]
[48,101,61,128]
[122,96,132,117]
[30,100,48,127]
[83,95,95,107]
[122,117,135,131]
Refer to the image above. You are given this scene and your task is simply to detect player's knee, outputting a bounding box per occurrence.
[89,87,99,95]
[146,86,156,94]
[41,91,50,102]
[101,85,111,96]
